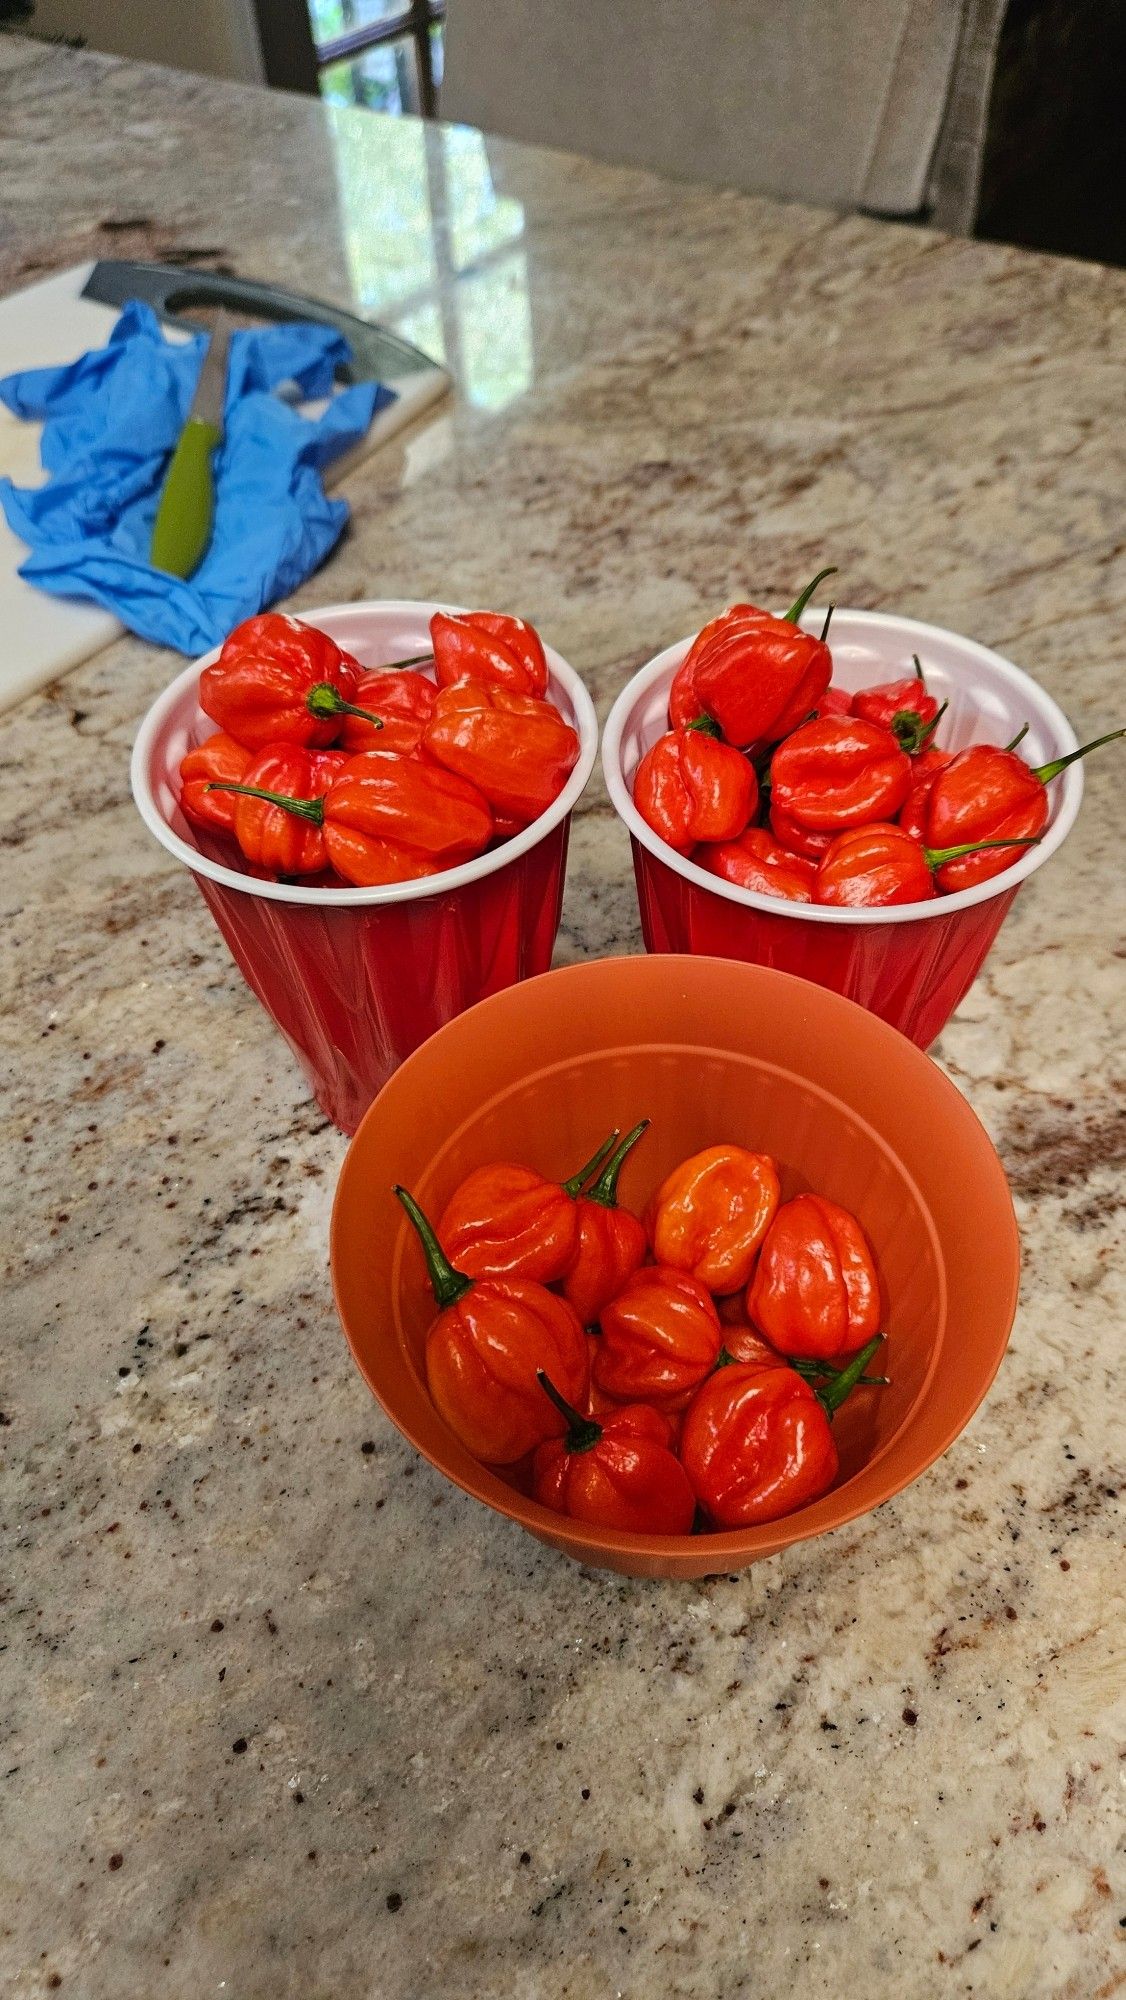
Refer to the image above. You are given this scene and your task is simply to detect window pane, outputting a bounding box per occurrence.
[319,37,420,116]
[309,0,405,48]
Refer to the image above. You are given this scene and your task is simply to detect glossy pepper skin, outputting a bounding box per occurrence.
[814,685,853,720]
[179,731,252,833]
[768,802,835,860]
[340,667,436,755]
[851,656,945,755]
[562,1122,650,1327]
[226,745,348,874]
[430,609,549,700]
[748,1193,880,1360]
[633,725,757,854]
[532,1375,696,1535]
[696,826,817,903]
[923,729,1124,891]
[424,682,579,826]
[199,613,386,750]
[679,1338,882,1528]
[646,1144,781,1294]
[668,569,836,746]
[813,822,1039,908]
[437,1131,619,1285]
[770,715,913,832]
[595,1265,722,1411]
[395,1187,588,1465]
[898,747,954,841]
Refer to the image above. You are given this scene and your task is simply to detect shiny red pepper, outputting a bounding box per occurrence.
[747,1193,881,1359]
[178,731,252,833]
[667,569,836,746]
[561,1122,650,1327]
[222,745,347,874]
[532,1374,696,1534]
[768,802,835,860]
[815,685,853,720]
[340,668,437,755]
[922,729,1124,890]
[770,715,913,831]
[430,610,549,699]
[212,749,494,885]
[424,682,579,826]
[851,655,946,755]
[814,822,1040,907]
[595,1265,722,1411]
[679,1338,882,1528]
[437,1131,619,1285]
[395,1186,588,1464]
[633,723,758,854]
[646,1143,781,1294]
[696,826,818,902]
[898,746,955,840]
[198,613,398,750]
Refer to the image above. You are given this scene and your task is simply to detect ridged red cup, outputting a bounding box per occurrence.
[132,600,598,1133]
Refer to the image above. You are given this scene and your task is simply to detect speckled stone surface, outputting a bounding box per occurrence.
[1,37,1124,2000]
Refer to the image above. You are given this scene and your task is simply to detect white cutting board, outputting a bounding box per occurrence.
[0,263,450,712]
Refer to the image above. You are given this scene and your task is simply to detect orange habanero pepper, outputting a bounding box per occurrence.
[633,722,757,854]
[647,1144,781,1295]
[594,1266,722,1411]
[424,682,579,826]
[532,1373,696,1535]
[747,1193,881,1360]
[561,1121,650,1327]
[437,1130,620,1285]
[430,609,549,699]
[178,731,252,834]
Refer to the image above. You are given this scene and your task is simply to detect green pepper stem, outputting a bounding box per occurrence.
[892,697,948,754]
[537,1370,601,1453]
[586,1119,650,1210]
[685,714,723,738]
[818,604,835,645]
[560,1130,620,1199]
[1004,723,1030,754]
[793,1357,889,1386]
[923,834,1041,869]
[205,782,325,824]
[1033,727,1125,784]
[305,681,384,726]
[784,567,838,625]
[714,1345,739,1371]
[817,1335,885,1417]
[392,1185,472,1309]
[912,654,926,684]
[381,652,434,670]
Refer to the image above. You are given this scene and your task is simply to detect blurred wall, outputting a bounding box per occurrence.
[30,0,265,82]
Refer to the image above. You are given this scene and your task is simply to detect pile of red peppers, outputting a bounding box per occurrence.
[178,607,580,887]
[396,1125,889,1537]
[636,568,1123,907]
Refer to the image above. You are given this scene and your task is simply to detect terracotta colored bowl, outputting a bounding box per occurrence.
[602,607,1082,1049]
[331,955,1019,1579]
[131,600,599,1135]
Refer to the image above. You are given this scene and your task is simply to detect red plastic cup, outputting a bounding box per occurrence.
[602,607,1083,1048]
[131,600,598,1133]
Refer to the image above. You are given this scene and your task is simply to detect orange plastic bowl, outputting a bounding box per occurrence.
[330,956,1020,1578]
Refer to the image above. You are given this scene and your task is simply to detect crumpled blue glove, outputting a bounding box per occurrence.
[0,300,393,654]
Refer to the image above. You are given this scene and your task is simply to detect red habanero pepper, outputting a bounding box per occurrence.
[562,1122,650,1327]
[178,731,252,833]
[679,1338,883,1528]
[595,1266,722,1411]
[199,613,401,750]
[646,1144,781,1295]
[532,1374,696,1535]
[851,655,946,755]
[768,801,835,860]
[815,685,853,720]
[898,746,955,841]
[814,822,1040,908]
[218,745,347,874]
[430,610,549,699]
[923,729,1124,891]
[340,668,437,754]
[747,1194,881,1360]
[424,682,579,826]
[667,568,836,745]
[696,826,818,902]
[437,1130,620,1285]
[394,1187,588,1465]
[633,723,757,854]
[769,715,913,831]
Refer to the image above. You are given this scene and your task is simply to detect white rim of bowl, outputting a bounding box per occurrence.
[601,605,1083,928]
[131,600,600,908]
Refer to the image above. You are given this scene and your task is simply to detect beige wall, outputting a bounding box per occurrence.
[31,0,265,83]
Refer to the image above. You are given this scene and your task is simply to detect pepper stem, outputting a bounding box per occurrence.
[912,654,926,684]
[381,652,434,670]
[817,1336,885,1417]
[1004,723,1030,754]
[537,1371,601,1453]
[792,1357,889,1386]
[205,782,325,824]
[392,1185,472,1309]
[685,714,723,738]
[893,697,948,755]
[1033,727,1125,784]
[784,567,838,625]
[587,1119,650,1210]
[305,681,384,727]
[560,1130,620,1199]
[923,835,1041,870]
[818,604,835,645]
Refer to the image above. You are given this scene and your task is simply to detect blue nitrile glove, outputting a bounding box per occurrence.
[0,300,393,654]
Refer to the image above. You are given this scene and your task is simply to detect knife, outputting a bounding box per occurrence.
[149,311,231,580]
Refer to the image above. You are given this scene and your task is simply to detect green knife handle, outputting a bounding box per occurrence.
[150,416,222,579]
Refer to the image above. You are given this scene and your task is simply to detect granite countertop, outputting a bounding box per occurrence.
[1,36,1124,2000]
